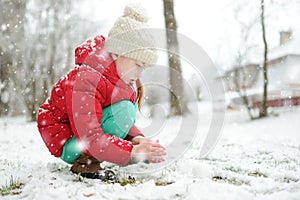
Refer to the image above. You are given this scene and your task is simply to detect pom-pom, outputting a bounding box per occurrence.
[124,3,149,22]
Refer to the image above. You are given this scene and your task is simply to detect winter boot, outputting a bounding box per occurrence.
[70,154,118,182]
[70,153,102,174]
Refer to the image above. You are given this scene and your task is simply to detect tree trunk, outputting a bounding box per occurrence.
[163,0,188,115]
[0,1,25,117]
[260,0,269,117]
[30,79,37,121]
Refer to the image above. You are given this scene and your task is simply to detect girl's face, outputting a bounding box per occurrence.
[113,55,146,85]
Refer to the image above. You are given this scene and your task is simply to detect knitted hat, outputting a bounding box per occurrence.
[104,4,158,65]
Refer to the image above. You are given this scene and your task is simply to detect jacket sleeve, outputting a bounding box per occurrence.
[65,68,133,166]
[125,125,144,141]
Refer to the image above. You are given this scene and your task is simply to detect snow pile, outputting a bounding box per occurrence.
[1,102,300,199]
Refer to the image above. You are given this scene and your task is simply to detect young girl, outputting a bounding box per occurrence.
[37,4,166,179]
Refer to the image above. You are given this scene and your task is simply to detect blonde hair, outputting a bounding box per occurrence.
[136,78,144,111]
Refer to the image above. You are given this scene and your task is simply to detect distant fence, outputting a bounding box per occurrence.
[253,96,300,108]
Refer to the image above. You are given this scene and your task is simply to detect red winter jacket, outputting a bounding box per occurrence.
[37,35,144,166]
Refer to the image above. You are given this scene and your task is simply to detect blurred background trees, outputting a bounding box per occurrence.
[0,0,99,121]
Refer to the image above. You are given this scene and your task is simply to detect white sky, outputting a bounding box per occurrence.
[79,0,232,60]
[79,0,300,70]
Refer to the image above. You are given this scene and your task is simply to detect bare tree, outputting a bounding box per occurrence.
[163,0,188,115]
[260,0,269,117]
[22,0,99,121]
[232,21,259,120]
[0,0,100,121]
[223,0,271,119]
[20,0,75,121]
[233,0,269,119]
[223,1,262,119]
[0,0,26,117]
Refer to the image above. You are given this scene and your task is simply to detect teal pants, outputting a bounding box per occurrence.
[60,100,137,164]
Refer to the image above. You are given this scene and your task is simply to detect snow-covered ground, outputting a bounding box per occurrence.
[1,102,300,200]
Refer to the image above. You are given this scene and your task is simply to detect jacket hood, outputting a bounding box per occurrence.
[75,35,113,72]
[74,35,128,89]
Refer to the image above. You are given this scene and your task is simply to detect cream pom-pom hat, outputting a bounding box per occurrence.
[104,4,158,66]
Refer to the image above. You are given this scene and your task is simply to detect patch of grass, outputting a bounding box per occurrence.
[0,176,24,196]
[258,150,272,155]
[224,166,243,174]
[155,180,174,186]
[72,174,86,183]
[119,176,174,187]
[72,174,97,186]
[212,176,224,181]
[282,177,299,183]
[227,178,245,186]
[212,175,249,186]
[48,165,70,173]
[247,170,268,178]
[119,176,136,186]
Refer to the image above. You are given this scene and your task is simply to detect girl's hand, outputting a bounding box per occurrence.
[131,139,166,163]
[131,136,145,145]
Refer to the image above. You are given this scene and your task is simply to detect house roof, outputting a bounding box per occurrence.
[268,35,300,61]
[245,31,300,65]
